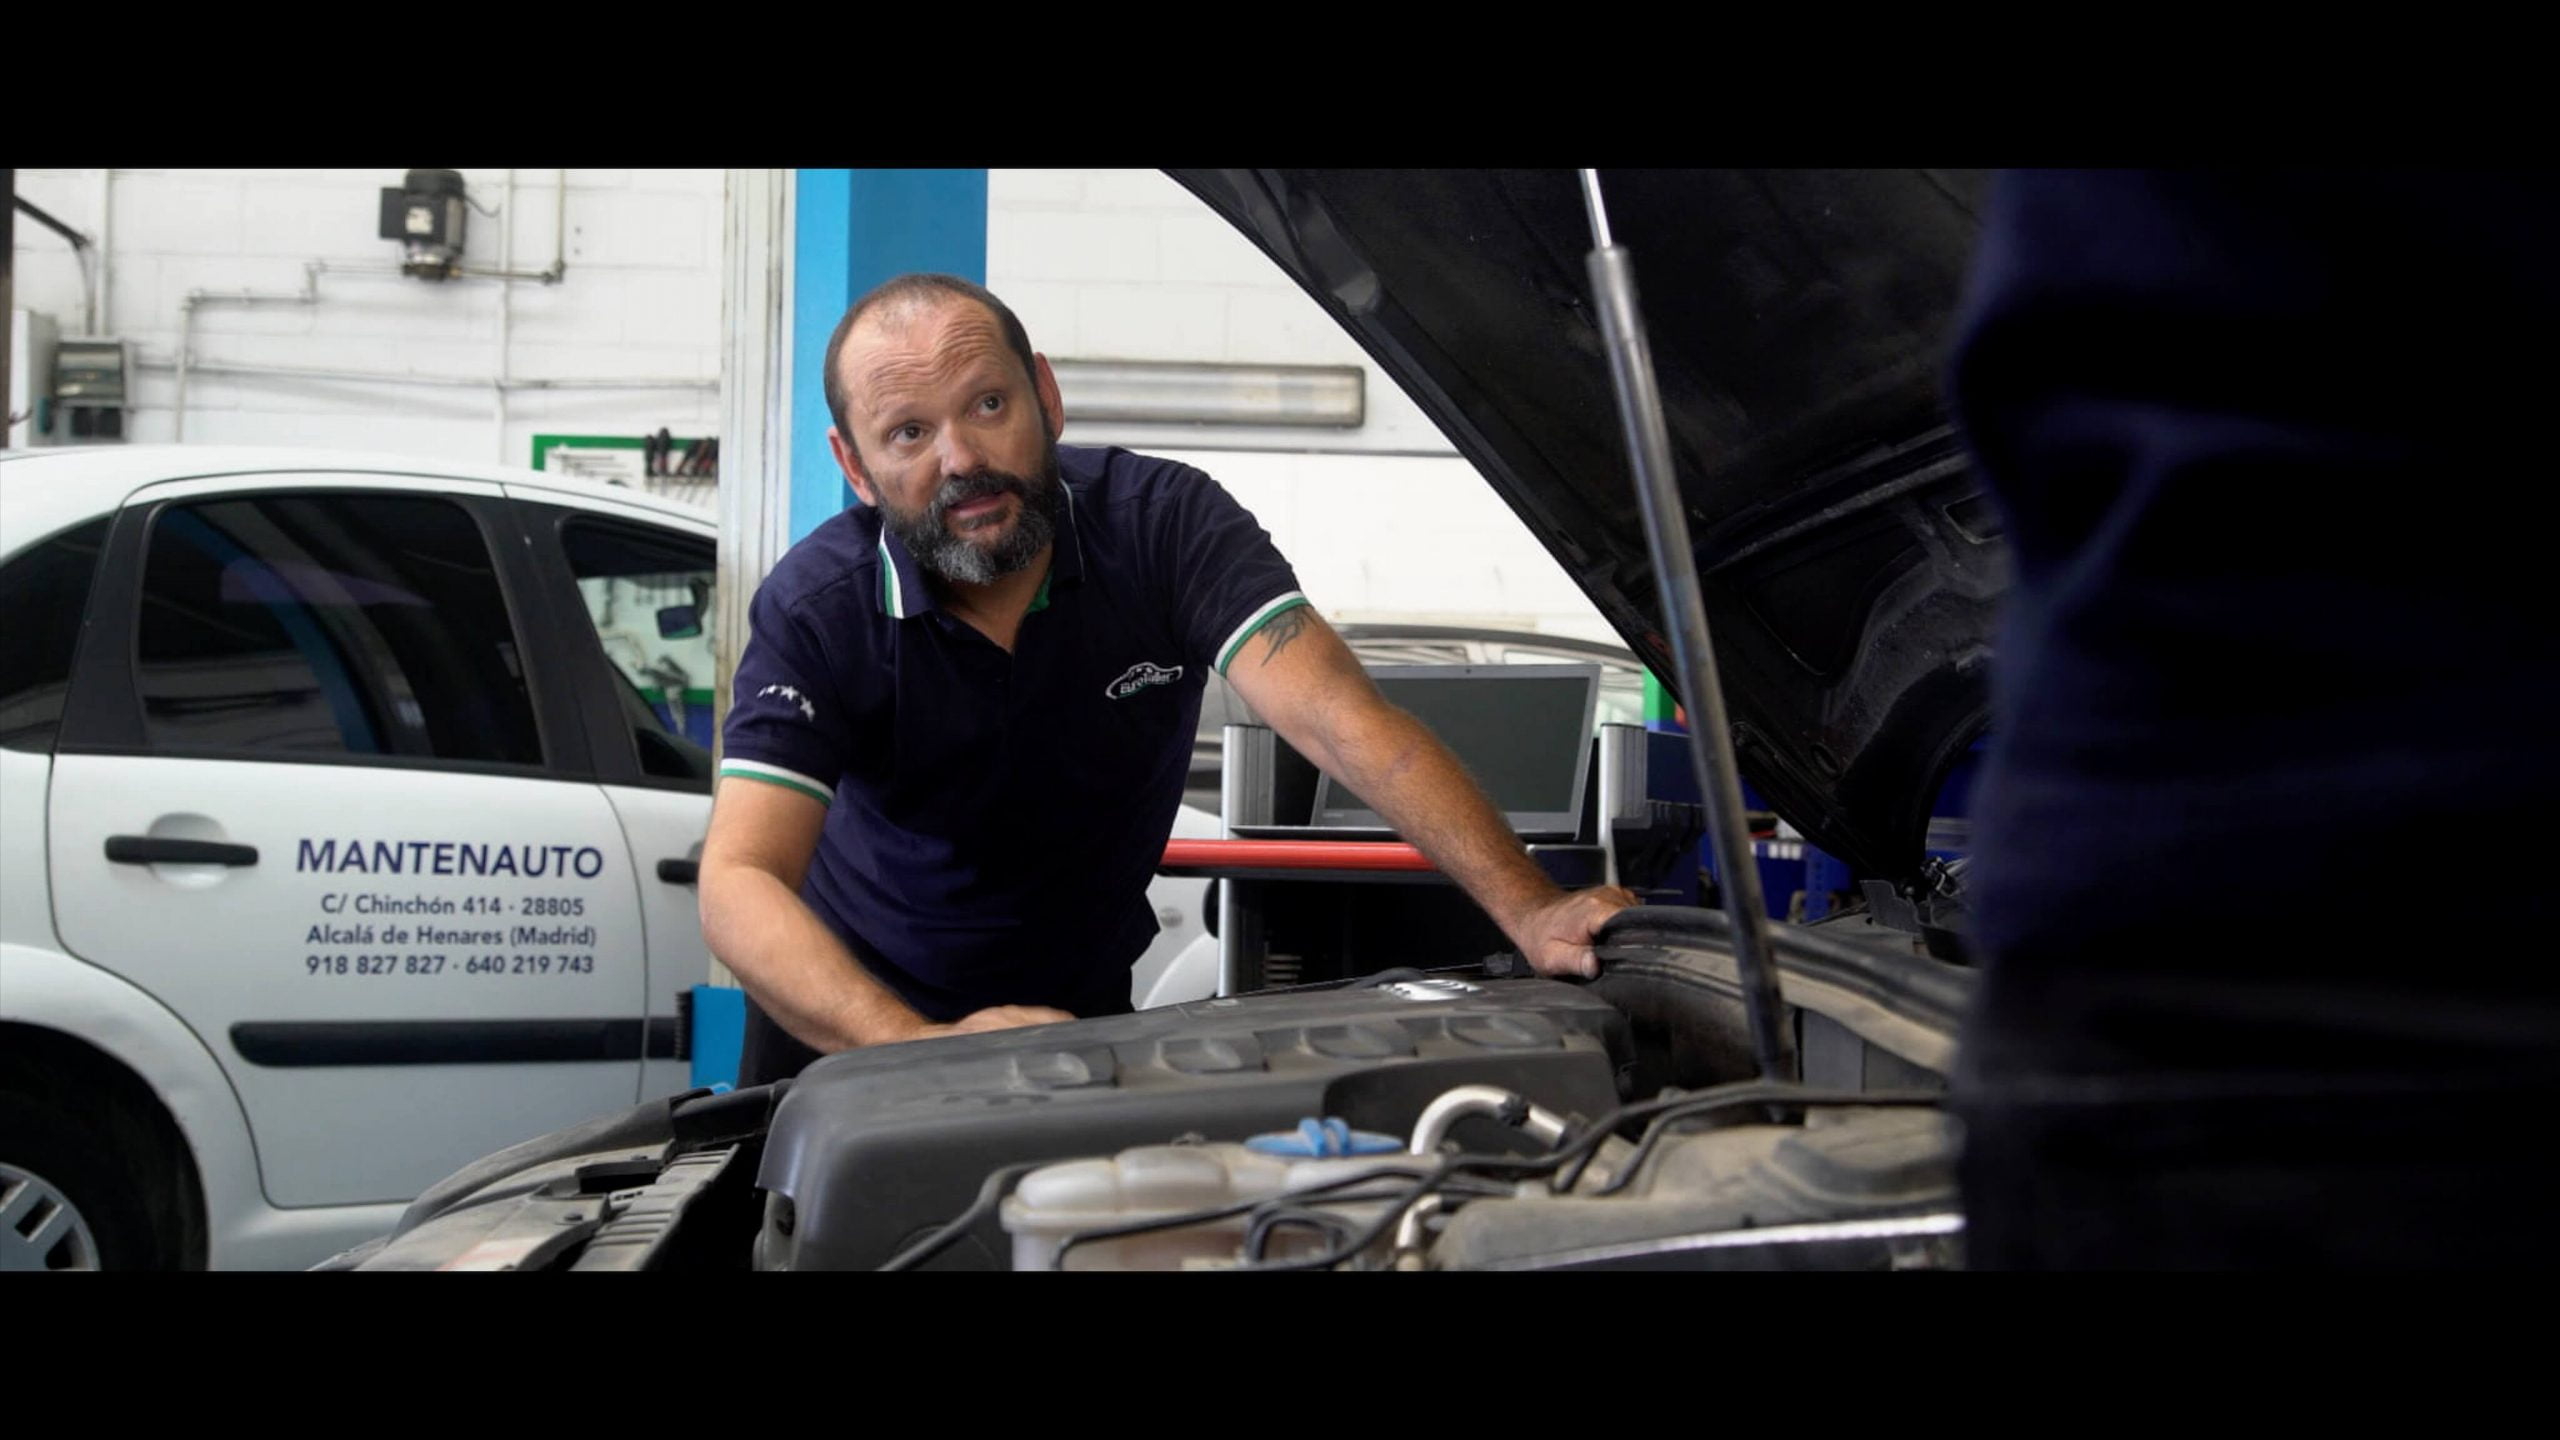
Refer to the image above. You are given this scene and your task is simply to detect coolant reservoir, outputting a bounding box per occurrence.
[1001,1132,1428,1272]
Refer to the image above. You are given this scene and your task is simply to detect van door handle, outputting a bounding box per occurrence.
[656,859,699,885]
[107,836,260,867]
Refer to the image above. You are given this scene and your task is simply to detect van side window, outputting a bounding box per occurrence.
[134,494,542,765]
[560,521,716,787]
[0,518,112,752]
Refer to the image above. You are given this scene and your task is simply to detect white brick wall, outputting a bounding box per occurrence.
[1072,282,1230,361]
[993,168,1085,207]
[115,176,248,257]
[237,182,373,259]
[1156,213,1281,288]
[565,189,713,270]
[995,211,1162,285]
[9,167,723,465]
[1164,450,1620,647]
[619,272,724,348]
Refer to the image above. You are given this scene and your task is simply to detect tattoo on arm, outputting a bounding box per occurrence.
[1256,606,1314,666]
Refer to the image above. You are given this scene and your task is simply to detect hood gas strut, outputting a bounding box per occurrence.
[1578,168,1796,1084]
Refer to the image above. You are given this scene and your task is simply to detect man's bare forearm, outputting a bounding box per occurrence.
[698,861,928,1051]
[1226,608,1629,978]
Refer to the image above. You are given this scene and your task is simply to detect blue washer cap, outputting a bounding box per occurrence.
[1245,1116,1405,1157]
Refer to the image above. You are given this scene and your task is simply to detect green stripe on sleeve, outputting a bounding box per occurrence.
[718,765,833,805]
[1217,594,1314,674]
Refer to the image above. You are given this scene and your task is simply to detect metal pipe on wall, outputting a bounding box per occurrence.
[11,193,100,342]
[159,357,714,391]
[79,235,97,341]
[93,169,112,336]
[489,168,569,459]
[455,168,567,285]
[495,168,513,462]
[169,219,634,440]
[4,169,14,421]
[175,262,322,441]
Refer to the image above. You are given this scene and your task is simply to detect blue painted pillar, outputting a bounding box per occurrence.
[787,168,990,545]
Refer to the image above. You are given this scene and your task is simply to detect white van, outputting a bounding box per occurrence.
[0,446,1210,1270]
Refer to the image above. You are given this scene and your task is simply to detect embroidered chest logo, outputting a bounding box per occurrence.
[1105,662,1184,700]
[757,684,816,722]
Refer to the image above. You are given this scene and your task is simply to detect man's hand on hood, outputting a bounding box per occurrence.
[1513,886,1640,980]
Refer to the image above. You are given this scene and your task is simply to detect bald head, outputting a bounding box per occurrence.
[824,274,1041,451]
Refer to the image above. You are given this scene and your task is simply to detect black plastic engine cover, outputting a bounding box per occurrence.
[755,977,1633,1271]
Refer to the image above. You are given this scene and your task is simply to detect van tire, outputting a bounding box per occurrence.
[0,1095,164,1271]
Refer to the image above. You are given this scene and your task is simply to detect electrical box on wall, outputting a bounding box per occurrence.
[53,338,135,442]
[9,310,60,448]
[377,168,470,280]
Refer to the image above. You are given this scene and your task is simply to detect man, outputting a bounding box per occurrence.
[701,274,1634,1087]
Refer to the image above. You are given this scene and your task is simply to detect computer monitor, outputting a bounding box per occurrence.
[1312,664,1602,839]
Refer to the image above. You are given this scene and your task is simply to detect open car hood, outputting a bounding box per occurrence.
[1166,169,2003,883]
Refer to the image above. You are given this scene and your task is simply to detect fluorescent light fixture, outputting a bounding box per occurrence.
[1050,359,1364,428]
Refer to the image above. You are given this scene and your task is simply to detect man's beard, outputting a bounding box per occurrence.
[882,447,1065,588]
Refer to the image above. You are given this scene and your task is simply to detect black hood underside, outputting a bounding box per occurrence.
[1167,169,2005,882]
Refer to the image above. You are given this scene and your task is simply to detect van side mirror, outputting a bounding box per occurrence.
[656,604,703,640]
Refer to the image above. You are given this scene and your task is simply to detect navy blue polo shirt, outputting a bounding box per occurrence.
[1946,170,2560,1265]
[720,444,1307,1080]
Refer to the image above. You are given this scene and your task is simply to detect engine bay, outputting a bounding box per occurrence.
[336,912,1967,1273]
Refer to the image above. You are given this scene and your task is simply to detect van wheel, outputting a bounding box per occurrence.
[0,1097,156,1271]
